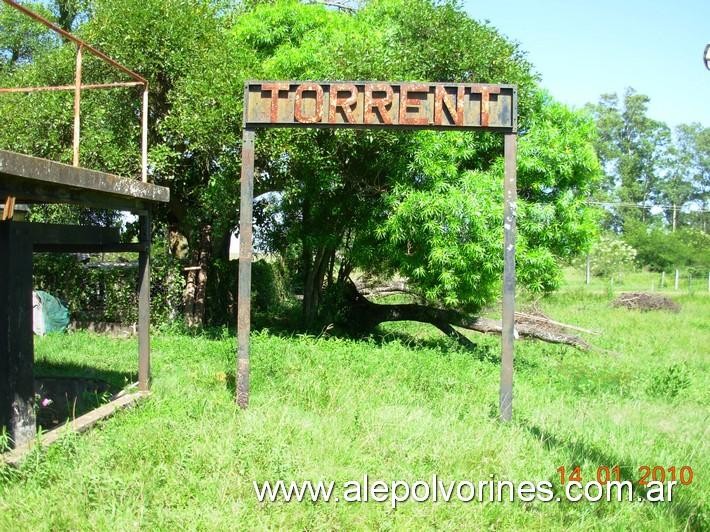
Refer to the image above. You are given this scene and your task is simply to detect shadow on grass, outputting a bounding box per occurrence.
[516,418,706,529]
[33,360,134,431]
[34,359,134,390]
[193,305,502,361]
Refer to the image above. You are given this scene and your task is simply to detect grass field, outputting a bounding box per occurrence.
[1,272,708,530]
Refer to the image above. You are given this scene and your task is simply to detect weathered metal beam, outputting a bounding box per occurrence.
[1,221,141,252]
[0,223,36,448]
[33,243,144,253]
[236,128,255,408]
[18,222,120,246]
[500,133,517,422]
[138,214,151,391]
[0,179,152,213]
[0,150,169,209]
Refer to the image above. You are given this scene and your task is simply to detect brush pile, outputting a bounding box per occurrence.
[612,292,680,312]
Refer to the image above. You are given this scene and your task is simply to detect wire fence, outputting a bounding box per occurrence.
[563,266,710,295]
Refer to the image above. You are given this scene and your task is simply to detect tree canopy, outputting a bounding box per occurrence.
[0,0,602,340]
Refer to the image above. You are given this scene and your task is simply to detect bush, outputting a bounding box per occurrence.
[32,241,183,325]
[252,257,291,313]
[625,224,710,274]
[586,234,637,277]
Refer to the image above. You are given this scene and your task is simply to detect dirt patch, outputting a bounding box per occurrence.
[612,292,680,312]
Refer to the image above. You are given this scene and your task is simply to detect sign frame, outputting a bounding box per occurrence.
[237,80,517,422]
[243,80,517,132]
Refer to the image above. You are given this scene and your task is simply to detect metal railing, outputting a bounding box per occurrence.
[0,0,149,182]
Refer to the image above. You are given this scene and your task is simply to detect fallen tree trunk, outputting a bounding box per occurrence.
[345,282,590,350]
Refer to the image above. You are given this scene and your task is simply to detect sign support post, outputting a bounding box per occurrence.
[237,127,255,408]
[500,132,517,421]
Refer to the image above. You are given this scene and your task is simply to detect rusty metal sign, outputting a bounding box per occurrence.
[244,81,517,131]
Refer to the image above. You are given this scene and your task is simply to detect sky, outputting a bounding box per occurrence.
[463,0,710,129]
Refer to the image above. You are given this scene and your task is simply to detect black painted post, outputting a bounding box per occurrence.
[237,128,255,408]
[138,213,151,391]
[0,222,36,447]
[500,133,517,422]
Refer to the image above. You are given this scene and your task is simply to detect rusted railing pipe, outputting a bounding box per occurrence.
[0,81,144,93]
[73,45,82,167]
[141,87,148,182]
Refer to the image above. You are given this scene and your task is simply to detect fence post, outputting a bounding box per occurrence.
[661,271,665,289]
[585,255,590,285]
[675,269,679,290]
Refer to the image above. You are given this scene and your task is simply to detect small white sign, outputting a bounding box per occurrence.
[228,232,239,261]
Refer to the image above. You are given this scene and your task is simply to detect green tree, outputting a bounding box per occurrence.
[662,123,710,231]
[0,0,601,343]
[0,1,56,71]
[0,0,226,325]
[587,88,671,229]
[171,0,600,339]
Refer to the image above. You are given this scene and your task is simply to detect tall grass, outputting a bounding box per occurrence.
[0,289,707,530]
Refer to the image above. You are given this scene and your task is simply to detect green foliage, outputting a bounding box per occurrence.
[587,90,671,211]
[647,363,691,400]
[252,258,290,313]
[588,89,709,233]
[360,96,601,311]
[2,0,602,324]
[0,2,57,71]
[625,223,710,274]
[32,239,184,324]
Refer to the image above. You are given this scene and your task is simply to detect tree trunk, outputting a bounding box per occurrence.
[183,224,212,327]
[342,282,589,350]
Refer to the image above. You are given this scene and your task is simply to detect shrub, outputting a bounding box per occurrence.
[587,234,637,277]
[625,223,710,274]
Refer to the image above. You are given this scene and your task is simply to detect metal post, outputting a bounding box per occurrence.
[141,86,149,182]
[72,45,82,167]
[138,213,151,391]
[500,133,517,422]
[237,128,255,408]
[675,269,679,290]
[585,254,590,285]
